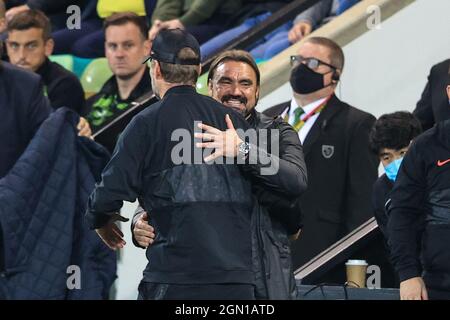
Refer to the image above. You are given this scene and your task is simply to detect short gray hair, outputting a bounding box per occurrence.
[157,47,200,85]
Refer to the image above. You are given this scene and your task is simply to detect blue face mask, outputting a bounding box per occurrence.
[384,157,403,182]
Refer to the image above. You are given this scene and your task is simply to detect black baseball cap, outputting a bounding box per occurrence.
[142,28,201,65]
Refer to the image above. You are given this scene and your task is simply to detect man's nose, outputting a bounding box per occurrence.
[18,46,27,59]
[115,46,126,58]
[230,83,242,96]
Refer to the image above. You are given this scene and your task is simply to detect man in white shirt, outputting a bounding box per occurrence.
[264,37,379,276]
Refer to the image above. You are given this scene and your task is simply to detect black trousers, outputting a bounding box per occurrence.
[138,282,255,300]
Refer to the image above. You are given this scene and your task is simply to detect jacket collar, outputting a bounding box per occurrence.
[302,94,343,155]
[163,85,197,97]
[35,58,51,82]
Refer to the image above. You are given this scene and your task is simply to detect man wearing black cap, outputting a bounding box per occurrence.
[86,29,256,300]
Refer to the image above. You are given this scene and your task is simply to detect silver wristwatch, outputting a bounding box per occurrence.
[238,142,251,159]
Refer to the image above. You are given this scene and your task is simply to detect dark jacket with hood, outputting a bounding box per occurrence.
[388,119,450,291]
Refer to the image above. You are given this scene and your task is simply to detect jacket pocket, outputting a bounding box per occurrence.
[265,229,291,259]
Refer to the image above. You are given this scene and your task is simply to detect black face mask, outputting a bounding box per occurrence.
[290,63,333,94]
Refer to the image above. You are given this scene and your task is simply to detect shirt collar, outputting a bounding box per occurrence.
[101,66,151,103]
[164,85,197,96]
[289,96,327,120]
[35,57,51,80]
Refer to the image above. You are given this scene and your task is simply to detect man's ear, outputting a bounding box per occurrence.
[0,18,6,33]
[332,69,341,83]
[143,38,151,56]
[153,60,163,80]
[44,38,54,56]
[446,84,450,100]
[207,79,213,96]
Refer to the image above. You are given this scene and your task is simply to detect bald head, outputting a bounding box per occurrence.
[303,37,344,71]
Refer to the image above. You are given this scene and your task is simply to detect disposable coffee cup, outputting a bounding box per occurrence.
[345,259,368,288]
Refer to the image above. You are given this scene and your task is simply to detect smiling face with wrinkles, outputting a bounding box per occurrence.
[208,60,259,116]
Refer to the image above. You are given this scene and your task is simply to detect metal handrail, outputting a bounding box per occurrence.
[294,217,379,282]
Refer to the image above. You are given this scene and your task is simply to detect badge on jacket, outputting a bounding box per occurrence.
[322,145,335,159]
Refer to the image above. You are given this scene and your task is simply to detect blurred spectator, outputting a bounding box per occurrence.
[201,10,292,61]
[86,13,151,139]
[387,75,450,300]
[413,59,450,131]
[148,0,242,45]
[52,0,157,58]
[264,37,378,270]
[6,9,87,115]
[201,0,359,61]
[369,111,422,242]
[288,0,359,43]
[4,0,91,32]
[0,0,5,33]
[1,0,6,60]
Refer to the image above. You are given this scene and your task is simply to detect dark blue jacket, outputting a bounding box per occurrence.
[0,62,51,179]
[0,108,116,299]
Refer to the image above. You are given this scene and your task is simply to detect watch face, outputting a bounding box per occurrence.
[239,142,250,155]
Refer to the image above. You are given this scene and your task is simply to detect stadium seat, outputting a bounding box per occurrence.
[49,54,74,72]
[80,58,112,98]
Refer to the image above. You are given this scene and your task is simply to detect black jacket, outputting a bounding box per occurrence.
[86,85,254,285]
[264,94,378,269]
[244,110,307,299]
[413,59,450,131]
[131,109,307,298]
[244,109,307,234]
[0,61,51,272]
[26,0,90,14]
[0,62,51,179]
[372,174,393,241]
[371,174,400,288]
[37,58,86,116]
[388,120,450,291]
